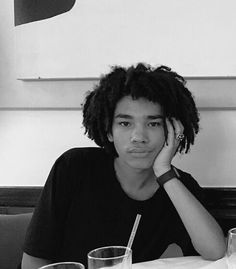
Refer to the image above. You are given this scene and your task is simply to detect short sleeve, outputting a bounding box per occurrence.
[177,169,206,205]
[23,153,74,260]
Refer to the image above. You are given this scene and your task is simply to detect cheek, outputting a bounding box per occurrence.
[151,137,165,160]
[160,133,166,146]
[112,128,128,142]
[153,141,165,155]
[113,135,126,150]
[109,130,126,150]
[151,129,165,145]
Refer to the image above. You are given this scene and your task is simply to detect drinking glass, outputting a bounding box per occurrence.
[227,228,236,269]
[88,246,132,269]
[39,262,85,269]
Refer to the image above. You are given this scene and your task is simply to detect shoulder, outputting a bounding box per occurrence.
[57,147,111,167]
[45,147,111,193]
[174,167,204,201]
[61,147,109,159]
[175,167,200,189]
[177,168,192,178]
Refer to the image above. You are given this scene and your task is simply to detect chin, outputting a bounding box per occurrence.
[126,158,154,170]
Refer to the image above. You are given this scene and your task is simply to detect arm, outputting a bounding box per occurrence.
[153,118,226,260]
[163,177,226,260]
[21,252,51,269]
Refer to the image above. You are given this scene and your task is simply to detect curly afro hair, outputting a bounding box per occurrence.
[82,63,200,156]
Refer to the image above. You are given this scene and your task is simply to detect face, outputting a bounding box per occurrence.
[108,96,166,171]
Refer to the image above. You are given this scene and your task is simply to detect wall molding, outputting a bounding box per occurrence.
[0,187,42,207]
[0,186,235,211]
[0,107,82,111]
[17,77,99,81]
[2,76,236,110]
[17,76,236,81]
[1,107,235,111]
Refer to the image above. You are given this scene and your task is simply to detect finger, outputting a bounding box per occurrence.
[165,118,175,146]
[171,118,184,135]
[176,119,184,134]
[171,118,185,144]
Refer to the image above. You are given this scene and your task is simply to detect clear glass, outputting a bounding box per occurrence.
[227,228,236,269]
[88,246,132,269]
[39,262,85,269]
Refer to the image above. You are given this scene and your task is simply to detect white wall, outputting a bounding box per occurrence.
[173,109,236,187]
[1,107,236,187]
[0,1,236,187]
[16,0,236,77]
[0,110,96,186]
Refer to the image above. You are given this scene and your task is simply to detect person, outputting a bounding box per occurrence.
[21,63,226,269]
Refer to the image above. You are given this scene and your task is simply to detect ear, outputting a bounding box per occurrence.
[107,133,114,142]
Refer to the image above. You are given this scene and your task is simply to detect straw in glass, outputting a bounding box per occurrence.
[120,214,141,269]
[127,214,142,250]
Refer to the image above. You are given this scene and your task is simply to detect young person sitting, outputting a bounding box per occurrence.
[21,63,226,269]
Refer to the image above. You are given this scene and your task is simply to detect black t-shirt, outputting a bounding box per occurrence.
[23,147,204,266]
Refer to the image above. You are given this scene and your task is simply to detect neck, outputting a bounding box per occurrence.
[114,158,158,200]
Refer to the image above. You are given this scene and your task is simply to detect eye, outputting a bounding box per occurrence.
[119,121,131,127]
[148,121,163,127]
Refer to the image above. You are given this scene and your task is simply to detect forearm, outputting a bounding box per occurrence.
[163,178,226,260]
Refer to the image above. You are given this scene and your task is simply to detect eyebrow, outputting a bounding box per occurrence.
[114,114,164,120]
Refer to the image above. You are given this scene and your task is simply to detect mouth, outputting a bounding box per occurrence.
[127,148,152,157]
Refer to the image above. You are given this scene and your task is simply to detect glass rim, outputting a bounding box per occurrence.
[87,246,132,260]
[39,262,85,269]
[228,227,236,234]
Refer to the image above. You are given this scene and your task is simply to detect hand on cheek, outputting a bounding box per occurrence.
[153,118,184,177]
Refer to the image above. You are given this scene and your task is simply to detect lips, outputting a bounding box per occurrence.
[129,149,149,153]
[127,148,151,154]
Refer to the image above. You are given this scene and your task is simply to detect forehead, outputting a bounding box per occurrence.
[114,96,163,116]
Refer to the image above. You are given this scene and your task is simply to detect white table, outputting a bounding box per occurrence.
[133,256,227,269]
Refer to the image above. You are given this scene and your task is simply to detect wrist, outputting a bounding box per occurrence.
[156,167,179,187]
[154,166,171,178]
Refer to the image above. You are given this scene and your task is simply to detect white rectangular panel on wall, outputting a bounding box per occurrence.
[15,0,236,78]
[0,110,96,186]
[173,110,236,187]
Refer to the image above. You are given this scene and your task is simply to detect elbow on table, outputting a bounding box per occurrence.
[201,242,226,261]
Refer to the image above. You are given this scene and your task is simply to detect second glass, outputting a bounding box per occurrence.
[227,228,236,269]
[39,262,85,269]
[88,246,132,269]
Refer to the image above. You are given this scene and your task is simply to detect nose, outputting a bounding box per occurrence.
[130,126,148,143]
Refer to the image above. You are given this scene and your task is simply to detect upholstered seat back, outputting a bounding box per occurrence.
[0,213,32,269]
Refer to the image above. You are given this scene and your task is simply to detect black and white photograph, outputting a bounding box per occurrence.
[0,1,236,269]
